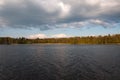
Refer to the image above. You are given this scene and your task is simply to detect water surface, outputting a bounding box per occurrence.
[0,44,120,80]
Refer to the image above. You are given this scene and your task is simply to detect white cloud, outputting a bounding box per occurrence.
[0,0,4,5]
[34,0,71,18]
[86,0,100,5]
[51,34,68,38]
[88,19,114,28]
[0,0,120,30]
[35,19,116,30]
[58,2,71,18]
[28,34,47,39]
[28,33,70,39]
[36,0,59,13]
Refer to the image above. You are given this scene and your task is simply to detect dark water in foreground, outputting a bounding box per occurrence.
[0,44,120,80]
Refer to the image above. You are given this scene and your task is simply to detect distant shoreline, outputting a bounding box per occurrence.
[0,43,120,45]
[0,34,120,45]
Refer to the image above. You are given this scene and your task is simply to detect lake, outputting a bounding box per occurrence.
[0,44,120,80]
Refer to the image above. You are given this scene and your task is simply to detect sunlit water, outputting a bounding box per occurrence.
[0,44,120,80]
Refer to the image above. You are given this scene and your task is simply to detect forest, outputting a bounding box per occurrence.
[0,34,120,44]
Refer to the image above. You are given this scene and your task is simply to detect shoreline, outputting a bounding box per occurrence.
[0,43,120,45]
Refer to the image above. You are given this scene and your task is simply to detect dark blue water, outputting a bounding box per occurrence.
[0,44,120,80]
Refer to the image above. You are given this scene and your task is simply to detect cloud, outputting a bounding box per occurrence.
[0,0,120,30]
[28,33,70,39]
[28,34,47,39]
[38,19,116,29]
[51,34,69,38]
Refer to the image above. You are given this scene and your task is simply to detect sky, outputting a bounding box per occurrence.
[0,0,120,38]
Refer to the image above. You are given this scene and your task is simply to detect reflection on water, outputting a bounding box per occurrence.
[0,44,120,80]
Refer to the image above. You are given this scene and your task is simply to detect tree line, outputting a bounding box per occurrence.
[0,34,120,44]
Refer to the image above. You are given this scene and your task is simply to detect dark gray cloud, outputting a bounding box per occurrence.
[0,0,120,30]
